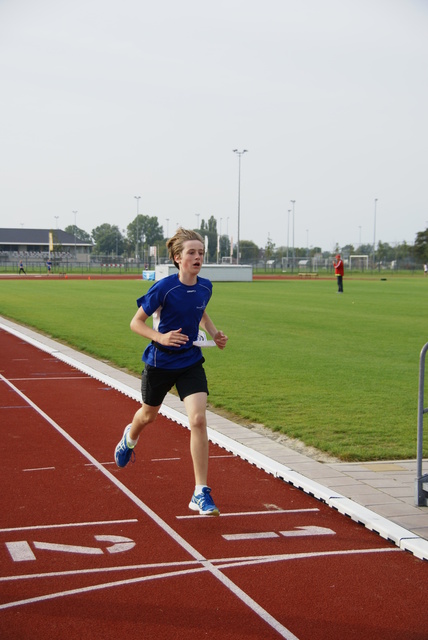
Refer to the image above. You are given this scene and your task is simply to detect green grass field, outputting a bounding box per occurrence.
[1,275,427,461]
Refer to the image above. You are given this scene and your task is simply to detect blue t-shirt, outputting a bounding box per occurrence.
[137,273,213,369]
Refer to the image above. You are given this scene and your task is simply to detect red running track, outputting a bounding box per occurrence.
[1,327,427,640]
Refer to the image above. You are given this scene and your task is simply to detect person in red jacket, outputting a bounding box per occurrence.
[333,254,344,293]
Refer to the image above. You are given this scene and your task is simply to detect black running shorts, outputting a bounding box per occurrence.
[141,359,208,407]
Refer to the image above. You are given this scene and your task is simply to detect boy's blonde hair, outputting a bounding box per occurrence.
[166,228,204,269]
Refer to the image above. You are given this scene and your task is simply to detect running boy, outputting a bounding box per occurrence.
[114,228,228,515]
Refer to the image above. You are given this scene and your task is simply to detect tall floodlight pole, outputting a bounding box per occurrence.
[165,218,169,238]
[233,149,248,265]
[72,210,78,259]
[287,209,291,266]
[290,200,296,273]
[134,196,141,259]
[373,198,378,269]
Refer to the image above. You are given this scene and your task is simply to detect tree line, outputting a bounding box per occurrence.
[64,215,428,266]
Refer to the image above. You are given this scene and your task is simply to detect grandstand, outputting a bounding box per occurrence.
[0,228,93,265]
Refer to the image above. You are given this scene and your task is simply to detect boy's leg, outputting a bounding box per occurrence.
[183,392,208,486]
[114,403,160,468]
[184,391,219,515]
[129,403,161,441]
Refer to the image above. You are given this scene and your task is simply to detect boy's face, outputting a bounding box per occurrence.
[175,240,204,274]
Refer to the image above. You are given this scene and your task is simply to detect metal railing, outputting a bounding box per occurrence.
[416,343,428,506]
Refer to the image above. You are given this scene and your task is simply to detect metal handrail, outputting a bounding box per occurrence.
[415,343,428,506]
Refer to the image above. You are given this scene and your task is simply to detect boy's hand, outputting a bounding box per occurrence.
[161,328,189,347]
[214,331,228,350]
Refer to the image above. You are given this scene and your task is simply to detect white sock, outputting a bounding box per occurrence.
[195,485,207,495]
[126,433,138,448]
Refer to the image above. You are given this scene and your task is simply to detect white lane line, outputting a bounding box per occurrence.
[176,508,319,520]
[23,467,55,472]
[0,373,299,640]
[1,546,400,584]
[0,406,31,409]
[0,566,208,613]
[7,377,89,381]
[213,546,400,571]
[0,519,138,534]
[0,560,203,582]
[0,547,399,611]
[209,454,236,458]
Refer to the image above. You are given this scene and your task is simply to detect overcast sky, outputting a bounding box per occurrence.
[1,0,427,253]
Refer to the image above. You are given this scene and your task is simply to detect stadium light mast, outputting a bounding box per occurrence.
[373,198,378,269]
[72,210,78,259]
[134,196,141,259]
[233,149,248,265]
[290,200,296,273]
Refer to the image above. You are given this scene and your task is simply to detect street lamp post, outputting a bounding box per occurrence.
[290,200,296,273]
[134,196,141,260]
[287,209,290,267]
[233,149,248,265]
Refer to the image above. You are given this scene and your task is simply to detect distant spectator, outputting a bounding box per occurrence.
[333,254,344,293]
[19,260,26,275]
[424,263,427,276]
[46,259,52,275]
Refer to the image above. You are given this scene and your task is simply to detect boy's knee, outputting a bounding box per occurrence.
[134,406,158,429]
[190,412,206,431]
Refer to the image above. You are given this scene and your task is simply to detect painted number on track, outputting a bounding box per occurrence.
[5,535,135,562]
[223,526,336,541]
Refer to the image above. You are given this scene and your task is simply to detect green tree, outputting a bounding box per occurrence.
[200,216,218,262]
[219,234,231,260]
[414,230,428,262]
[127,215,164,257]
[237,240,259,263]
[265,237,275,261]
[92,224,123,256]
[341,244,355,258]
[357,244,373,256]
[64,225,92,242]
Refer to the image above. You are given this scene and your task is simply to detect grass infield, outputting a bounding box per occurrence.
[1,275,428,461]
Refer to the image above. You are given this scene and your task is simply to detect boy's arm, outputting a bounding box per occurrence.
[130,306,188,348]
[200,311,228,350]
